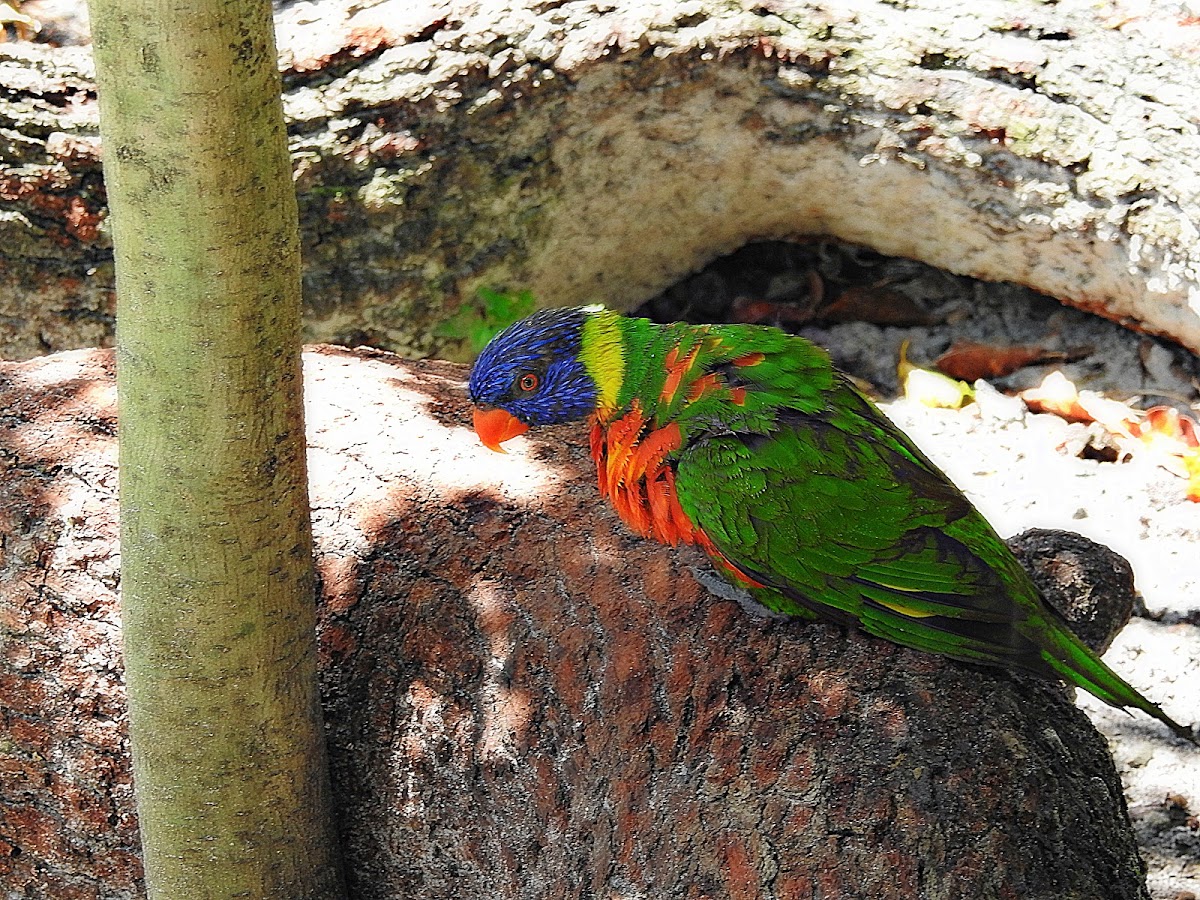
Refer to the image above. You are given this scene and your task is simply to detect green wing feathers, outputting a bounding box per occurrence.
[671,369,1195,742]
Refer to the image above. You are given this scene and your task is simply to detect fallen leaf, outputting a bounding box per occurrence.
[1021,374,1200,499]
[1018,371,1090,421]
[730,296,820,326]
[1135,405,1200,449]
[1186,451,1200,502]
[1018,372,1135,434]
[899,340,974,409]
[1131,406,1200,486]
[821,284,936,326]
[1074,392,1142,437]
[935,340,1091,381]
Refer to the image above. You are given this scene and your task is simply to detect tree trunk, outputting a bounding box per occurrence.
[0,346,1155,900]
[2,0,1200,360]
[88,0,343,895]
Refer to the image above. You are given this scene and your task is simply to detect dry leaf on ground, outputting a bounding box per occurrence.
[898,340,974,409]
[1020,372,1200,499]
[935,340,1091,381]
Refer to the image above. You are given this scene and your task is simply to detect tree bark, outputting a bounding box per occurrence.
[3,0,1200,361]
[88,0,343,895]
[0,346,1155,900]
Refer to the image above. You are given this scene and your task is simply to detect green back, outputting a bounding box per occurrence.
[603,316,1188,733]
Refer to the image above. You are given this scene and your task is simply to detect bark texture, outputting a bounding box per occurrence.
[90,0,344,893]
[0,346,1154,900]
[4,0,1200,360]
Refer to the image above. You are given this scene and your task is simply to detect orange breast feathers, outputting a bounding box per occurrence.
[589,399,695,546]
[586,401,765,590]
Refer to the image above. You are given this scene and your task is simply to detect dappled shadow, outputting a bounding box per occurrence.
[0,345,1185,899]
[0,349,141,898]
[306,348,1154,900]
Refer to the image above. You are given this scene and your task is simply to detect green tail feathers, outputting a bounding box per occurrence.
[1039,632,1197,744]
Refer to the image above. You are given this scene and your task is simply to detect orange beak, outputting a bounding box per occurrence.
[473,407,530,453]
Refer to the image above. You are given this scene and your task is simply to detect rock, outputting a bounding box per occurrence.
[0,346,1153,899]
[4,0,1200,358]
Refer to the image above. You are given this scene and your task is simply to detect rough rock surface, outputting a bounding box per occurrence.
[4,0,1200,358]
[2,346,1186,900]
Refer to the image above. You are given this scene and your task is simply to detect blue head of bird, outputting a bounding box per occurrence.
[468,307,600,450]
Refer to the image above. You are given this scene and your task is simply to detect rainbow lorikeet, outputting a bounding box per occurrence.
[468,305,1195,743]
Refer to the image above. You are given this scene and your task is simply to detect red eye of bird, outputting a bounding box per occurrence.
[518,372,539,392]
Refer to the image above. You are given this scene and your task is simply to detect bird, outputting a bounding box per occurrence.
[467,304,1195,743]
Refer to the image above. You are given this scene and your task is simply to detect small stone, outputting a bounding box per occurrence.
[1006,528,1135,654]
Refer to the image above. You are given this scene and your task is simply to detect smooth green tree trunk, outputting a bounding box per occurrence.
[90,1,344,896]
